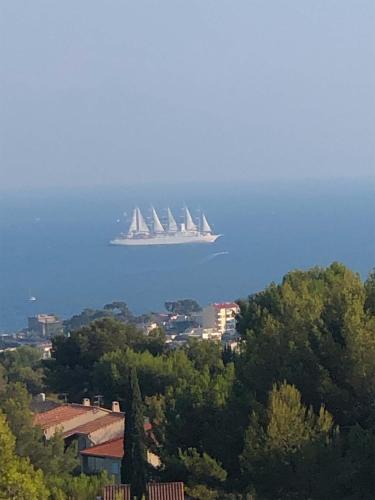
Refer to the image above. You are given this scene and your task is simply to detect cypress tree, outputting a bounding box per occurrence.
[121,367,147,499]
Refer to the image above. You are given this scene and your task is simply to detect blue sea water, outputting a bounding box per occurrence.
[0,180,374,331]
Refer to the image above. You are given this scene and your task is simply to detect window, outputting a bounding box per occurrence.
[111,462,120,475]
[78,437,87,451]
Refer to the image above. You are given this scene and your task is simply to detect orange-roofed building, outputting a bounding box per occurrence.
[80,432,159,484]
[64,412,125,451]
[33,399,122,442]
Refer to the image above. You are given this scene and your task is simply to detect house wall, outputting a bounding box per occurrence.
[81,451,160,483]
[202,305,239,334]
[89,419,124,446]
[81,455,121,483]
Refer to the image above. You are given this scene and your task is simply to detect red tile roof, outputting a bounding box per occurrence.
[103,485,131,500]
[63,413,124,437]
[33,404,104,428]
[103,483,184,500]
[147,482,185,500]
[80,425,152,459]
[81,437,124,459]
[213,302,239,309]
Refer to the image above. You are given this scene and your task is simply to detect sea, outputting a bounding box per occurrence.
[0,179,374,332]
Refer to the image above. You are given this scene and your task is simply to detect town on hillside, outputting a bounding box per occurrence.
[0,299,240,356]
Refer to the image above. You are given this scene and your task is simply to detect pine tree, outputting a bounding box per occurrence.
[240,382,336,498]
[121,367,147,499]
[0,410,47,499]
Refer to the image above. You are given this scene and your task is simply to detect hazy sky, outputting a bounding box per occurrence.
[1,1,374,190]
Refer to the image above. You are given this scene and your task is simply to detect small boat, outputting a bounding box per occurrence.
[29,296,37,302]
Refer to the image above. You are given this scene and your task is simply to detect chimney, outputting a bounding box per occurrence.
[112,401,120,413]
[82,398,91,407]
[37,393,46,402]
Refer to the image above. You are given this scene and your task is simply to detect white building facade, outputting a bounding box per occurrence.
[201,302,239,335]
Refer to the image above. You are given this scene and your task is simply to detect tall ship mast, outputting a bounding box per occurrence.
[110,206,220,246]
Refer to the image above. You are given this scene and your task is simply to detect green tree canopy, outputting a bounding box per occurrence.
[0,410,47,499]
[0,382,77,478]
[241,382,336,498]
[165,299,202,315]
[44,318,146,400]
[237,262,375,427]
[0,346,45,394]
[35,262,375,498]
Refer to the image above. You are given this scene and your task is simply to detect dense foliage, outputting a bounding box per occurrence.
[165,299,202,315]
[63,301,134,333]
[44,318,164,401]
[0,366,111,499]
[0,346,45,394]
[1,263,375,498]
[0,410,46,499]
[121,367,147,498]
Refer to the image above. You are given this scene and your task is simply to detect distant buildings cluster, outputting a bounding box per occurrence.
[0,314,62,355]
[23,301,240,347]
[0,299,240,358]
[144,301,240,350]
[27,313,63,338]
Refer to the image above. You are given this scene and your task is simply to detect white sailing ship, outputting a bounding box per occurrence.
[110,207,220,246]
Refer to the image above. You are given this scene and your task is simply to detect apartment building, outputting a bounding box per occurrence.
[201,302,239,335]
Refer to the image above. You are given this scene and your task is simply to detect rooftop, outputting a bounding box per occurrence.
[32,314,61,323]
[148,482,185,500]
[213,302,239,310]
[103,483,184,500]
[81,437,124,459]
[33,403,110,429]
[63,413,124,437]
[81,427,152,459]
[103,485,131,500]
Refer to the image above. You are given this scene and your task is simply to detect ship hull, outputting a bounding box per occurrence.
[110,234,221,246]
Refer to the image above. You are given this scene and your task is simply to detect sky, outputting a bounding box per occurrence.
[1,0,374,190]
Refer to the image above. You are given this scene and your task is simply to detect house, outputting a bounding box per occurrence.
[33,399,122,442]
[80,433,159,484]
[63,411,124,451]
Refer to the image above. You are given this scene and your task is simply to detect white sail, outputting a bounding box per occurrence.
[184,207,197,232]
[110,204,221,246]
[136,208,150,234]
[151,207,164,233]
[127,208,138,235]
[167,208,178,233]
[201,213,212,233]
